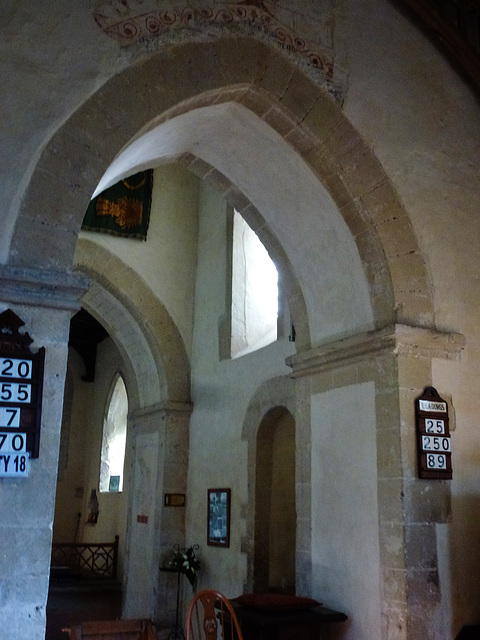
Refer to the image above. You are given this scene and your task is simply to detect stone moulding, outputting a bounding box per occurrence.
[286,324,466,378]
[0,265,89,311]
[92,2,334,78]
[134,400,194,418]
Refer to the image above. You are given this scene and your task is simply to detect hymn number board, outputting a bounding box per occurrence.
[415,387,452,480]
[0,310,45,478]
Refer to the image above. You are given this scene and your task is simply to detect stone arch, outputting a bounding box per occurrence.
[241,375,298,593]
[254,405,296,594]
[70,98,374,346]
[79,280,155,411]
[9,37,433,338]
[75,239,190,406]
[91,1,337,96]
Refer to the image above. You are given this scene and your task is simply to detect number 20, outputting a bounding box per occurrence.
[1,359,31,378]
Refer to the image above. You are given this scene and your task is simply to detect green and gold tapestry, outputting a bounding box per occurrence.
[82,169,153,240]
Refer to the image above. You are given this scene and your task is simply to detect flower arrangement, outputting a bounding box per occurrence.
[169,544,200,589]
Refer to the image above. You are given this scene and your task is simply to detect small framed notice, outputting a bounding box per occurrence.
[164,493,186,507]
[207,488,230,547]
[415,387,452,480]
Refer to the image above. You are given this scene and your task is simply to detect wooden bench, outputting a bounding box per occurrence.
[63,618,156,640]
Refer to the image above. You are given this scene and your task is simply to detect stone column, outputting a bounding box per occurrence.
[0,265,88,640]
[286,323,464,640]
[394,326,464,640]
[155,402,192,635]
[122,401,192,634]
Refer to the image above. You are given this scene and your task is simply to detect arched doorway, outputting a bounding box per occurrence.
[254,407,296,594]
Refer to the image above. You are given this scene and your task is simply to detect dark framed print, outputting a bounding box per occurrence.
[207,488,231,547]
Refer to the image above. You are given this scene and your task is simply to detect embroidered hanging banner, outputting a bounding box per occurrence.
[82,169,153,240]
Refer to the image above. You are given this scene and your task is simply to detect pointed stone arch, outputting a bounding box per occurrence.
[241,375,298,593]
[75,239,190,407]
[73,241,192,620]
[9,37,433,344]
[254,405,296,594]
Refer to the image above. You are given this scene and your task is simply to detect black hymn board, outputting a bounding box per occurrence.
[415,387,452,480]
[0,310,45,477]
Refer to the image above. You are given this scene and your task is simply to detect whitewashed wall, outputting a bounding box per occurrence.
[311,382,381,640]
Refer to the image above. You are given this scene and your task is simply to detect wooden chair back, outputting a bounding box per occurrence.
[63,618,156,640]
[185,590,244,640]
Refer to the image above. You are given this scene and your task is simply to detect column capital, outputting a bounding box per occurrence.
[133,401,194,420]
[0,265,89,311]
[286,323,465,378]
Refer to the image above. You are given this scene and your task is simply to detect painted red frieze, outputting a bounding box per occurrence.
[93,0,334,77]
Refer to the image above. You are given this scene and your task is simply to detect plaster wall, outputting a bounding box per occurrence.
[0,1,132,262]
[341,0,480,339]
[311,381,381,640]
[78,164,199,356]
[185,181,296,596]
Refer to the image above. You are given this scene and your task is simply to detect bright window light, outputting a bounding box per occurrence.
[231,211,278,358]
[99,374,128,493]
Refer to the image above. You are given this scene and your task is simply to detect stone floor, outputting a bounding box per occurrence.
[46,580,122,640]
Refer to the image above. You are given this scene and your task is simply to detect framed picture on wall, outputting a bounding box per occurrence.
[207,488,231,547]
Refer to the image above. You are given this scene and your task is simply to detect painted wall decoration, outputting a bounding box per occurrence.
[93,0,334,78]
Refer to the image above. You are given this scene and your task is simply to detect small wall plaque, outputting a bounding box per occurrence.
[415,387,452,480]
[164,493,186,507]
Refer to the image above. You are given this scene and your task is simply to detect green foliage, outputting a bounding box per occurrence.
[170,545,200,589]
